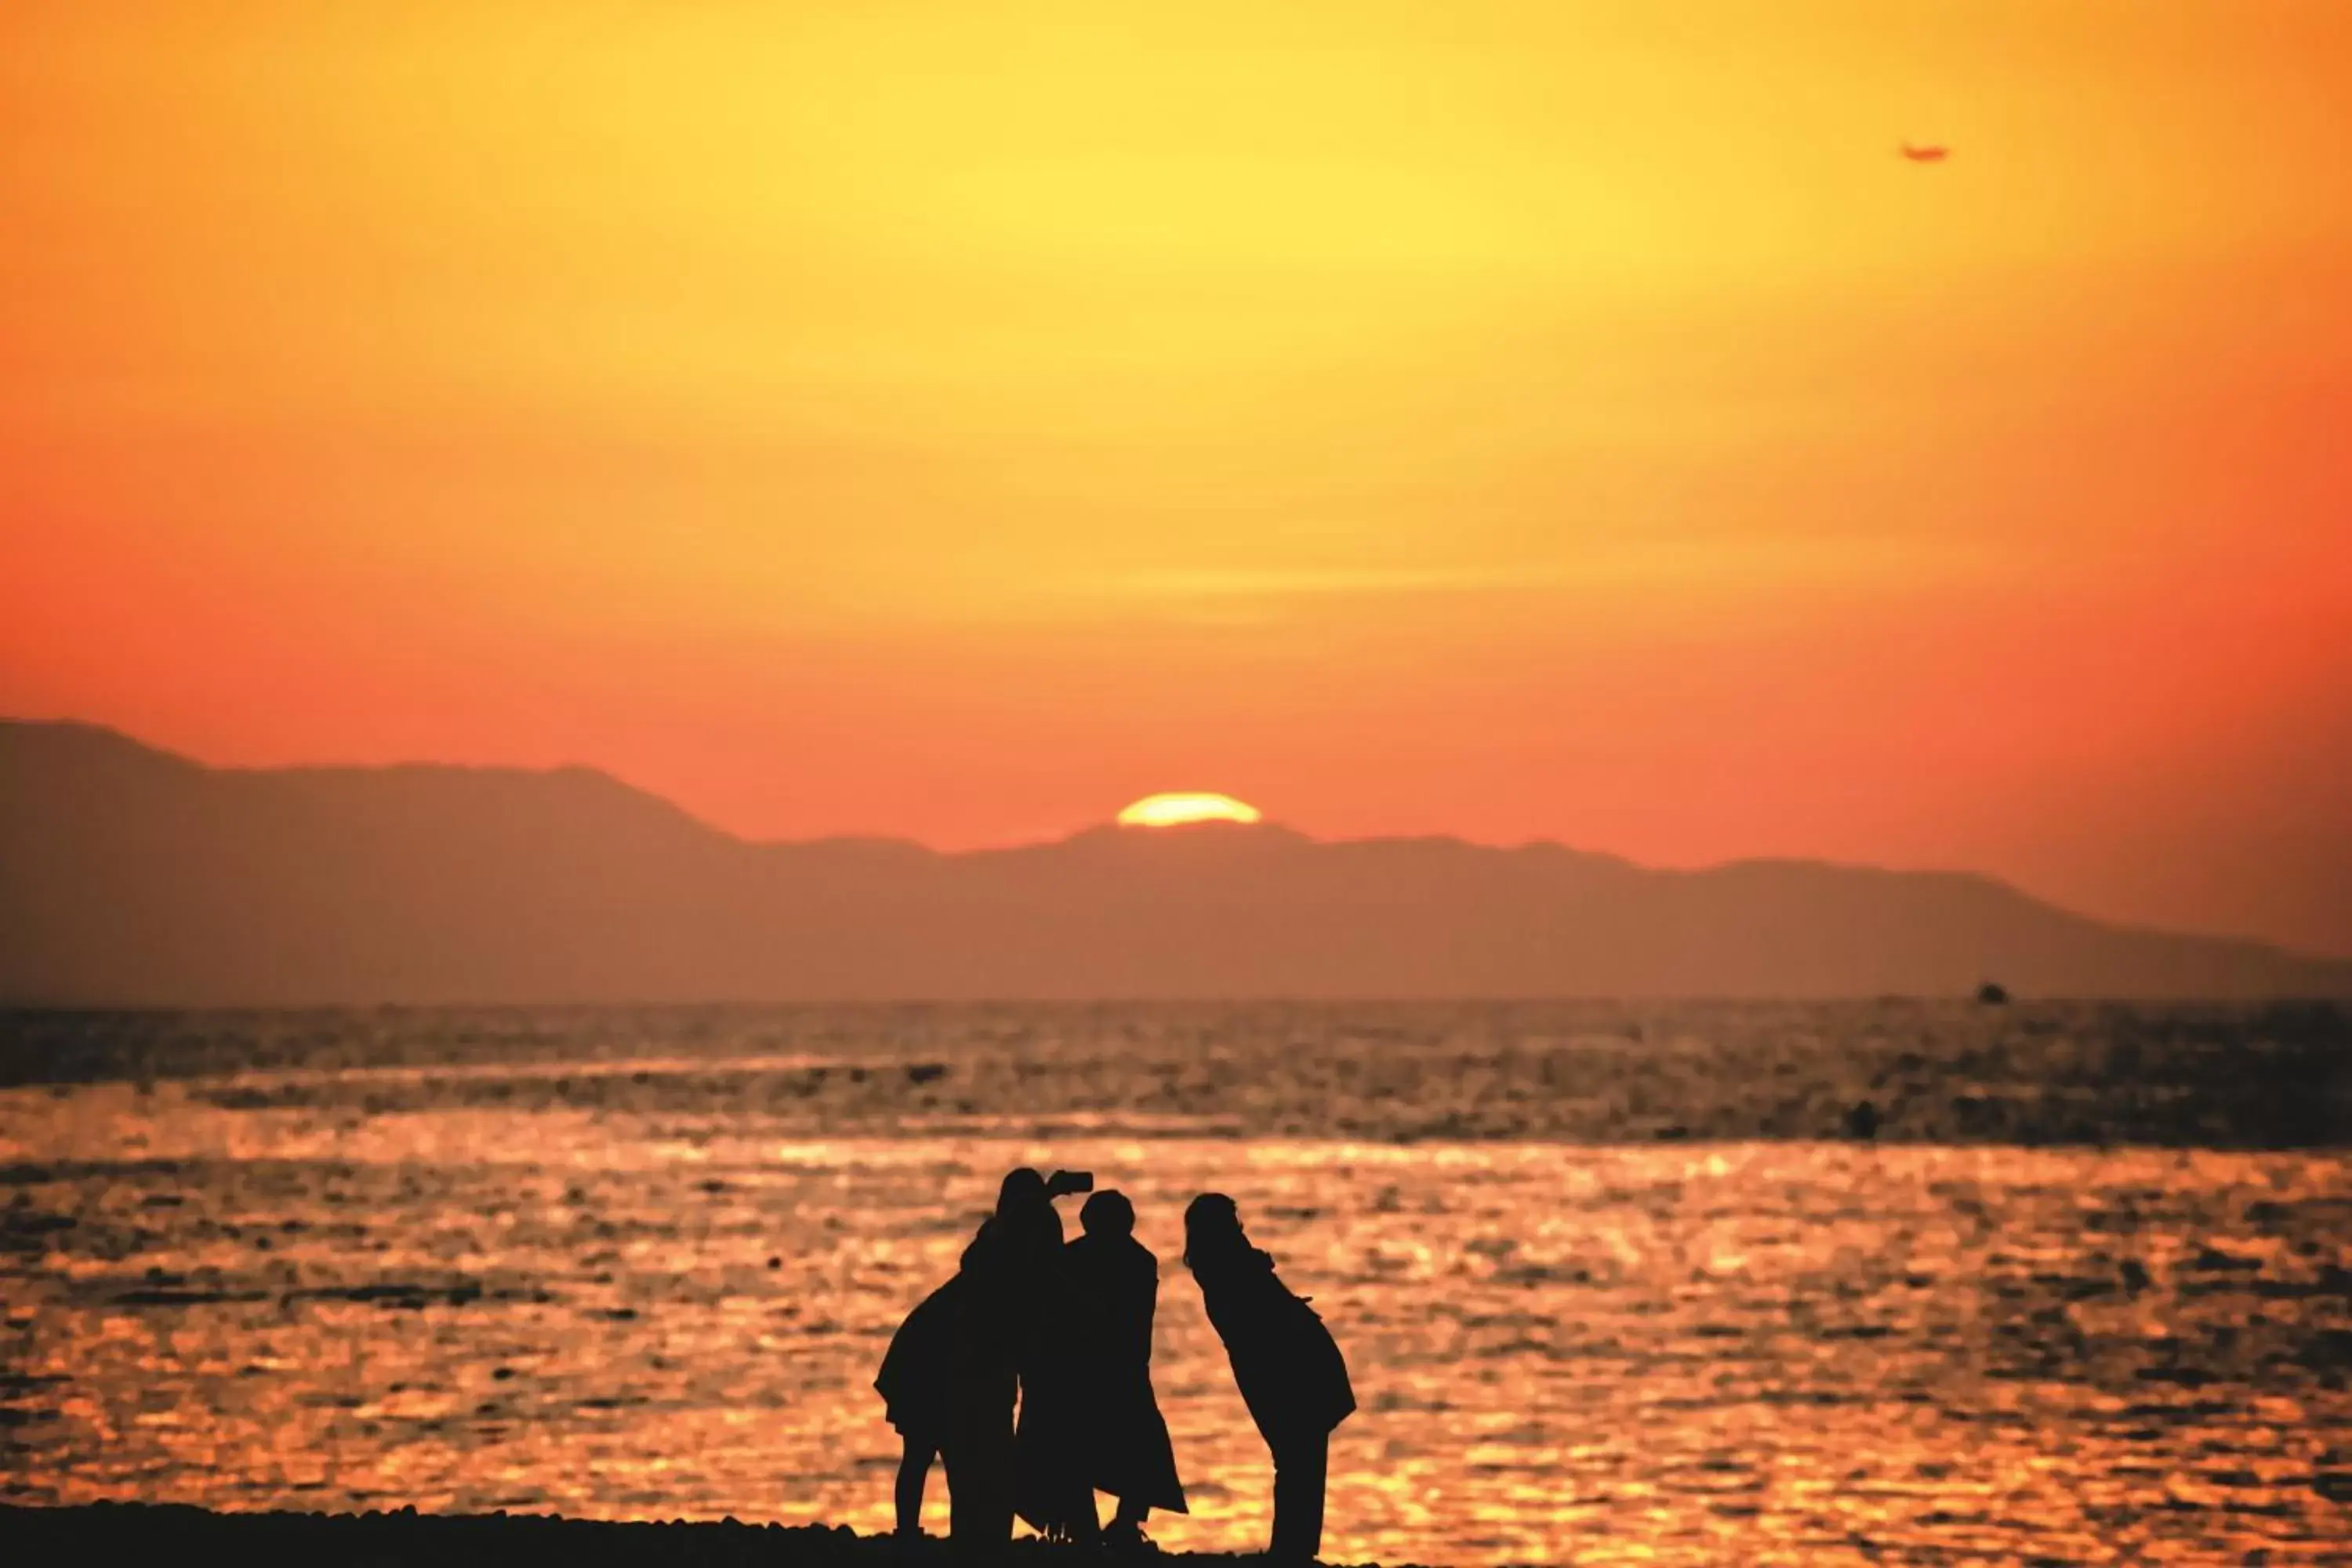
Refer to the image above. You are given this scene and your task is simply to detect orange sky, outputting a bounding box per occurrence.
[4,1,2350,955]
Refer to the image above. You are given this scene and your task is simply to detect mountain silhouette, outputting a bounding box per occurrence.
[4,720,2346,1005]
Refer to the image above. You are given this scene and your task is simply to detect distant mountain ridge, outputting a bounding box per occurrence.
[4,719,2347,1004]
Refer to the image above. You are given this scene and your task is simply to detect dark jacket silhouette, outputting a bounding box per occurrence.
[874,1274,964,1537]
[1065,1192,1187,1519]
[1010,1195,1093,1540]
[877,1276,960,1441]
[1185,1192,1353,1562]
[940,1171,1060,1547]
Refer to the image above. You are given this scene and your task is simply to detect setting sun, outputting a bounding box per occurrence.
[1116,793,1265,829]
[2,6,2347,1566]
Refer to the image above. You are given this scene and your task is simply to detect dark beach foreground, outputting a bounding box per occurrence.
[0,1504,1417,1566]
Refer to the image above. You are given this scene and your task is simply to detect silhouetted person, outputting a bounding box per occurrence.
[1012,1171,1096,1544]
[1065,1190,1187,1548]
[875,1272,962,1538]
[1846,1098,1881,1141]
[935,1167,1093,1553]
[942,1169,1056,1552]
[1183,1193,1355,1563]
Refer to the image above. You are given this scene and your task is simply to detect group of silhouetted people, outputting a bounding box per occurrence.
[876,1170,1354,1561]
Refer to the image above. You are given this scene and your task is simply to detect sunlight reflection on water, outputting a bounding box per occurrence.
[2,1006,2348,1564]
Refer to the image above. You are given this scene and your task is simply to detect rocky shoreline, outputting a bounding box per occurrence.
[0,1503,1408,1566]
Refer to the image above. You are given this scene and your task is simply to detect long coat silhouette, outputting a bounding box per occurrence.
[1185,1193,1354,1562]
[1065,1195,1187,1518]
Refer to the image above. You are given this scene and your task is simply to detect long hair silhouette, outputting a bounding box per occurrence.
[1183,1192,1355,1562]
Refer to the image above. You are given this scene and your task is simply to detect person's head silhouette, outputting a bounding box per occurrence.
[1182,1192,1248,1269]
[1080,1189,1135,1238]
[997,1167,1047,1215]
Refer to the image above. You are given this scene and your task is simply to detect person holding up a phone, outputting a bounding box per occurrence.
[1012,1169,1095,1543]
[886,1168,1088,1551]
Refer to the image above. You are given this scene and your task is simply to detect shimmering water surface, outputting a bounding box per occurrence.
[2,1003,2348,1565]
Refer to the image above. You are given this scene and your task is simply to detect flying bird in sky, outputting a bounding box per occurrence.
[1900,142,1950,162]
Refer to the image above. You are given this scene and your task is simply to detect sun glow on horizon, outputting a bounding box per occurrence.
[1116,793,1264,829]
[0,2,2347,953]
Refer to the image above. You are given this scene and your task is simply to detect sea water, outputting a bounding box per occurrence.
[2,1002,2347,1564]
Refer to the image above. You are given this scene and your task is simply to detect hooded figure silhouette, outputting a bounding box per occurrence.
[1184,1192,1355,1562]
[1065,1191,1188,1544]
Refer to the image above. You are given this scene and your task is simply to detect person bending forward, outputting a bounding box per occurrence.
[1183,1192,1355,1563]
